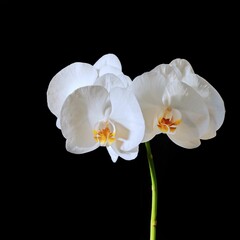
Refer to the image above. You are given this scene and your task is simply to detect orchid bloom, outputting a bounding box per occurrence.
[151,59,225,139]
[131,68,213,148]
[47,54,132,128]
[60,85,145,162]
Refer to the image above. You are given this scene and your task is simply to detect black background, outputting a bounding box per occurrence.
[2,4,236,240]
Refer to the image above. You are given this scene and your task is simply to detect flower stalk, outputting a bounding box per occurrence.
[145,141,158,240]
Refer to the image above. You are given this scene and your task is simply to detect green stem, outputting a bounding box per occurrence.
[145,141,158,240]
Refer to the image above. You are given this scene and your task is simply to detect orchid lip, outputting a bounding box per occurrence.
[157,107,182,134]
[93,120,116,146]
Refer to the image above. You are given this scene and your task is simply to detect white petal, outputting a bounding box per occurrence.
[47,63,98,122]
[168,122,201,149]
[94,54,132,88]
[94,53,122,71]
[94,74,126,92]
[66,140,99,154]
[139,104,161,142]
[95,73,132,92]
[131,71,168,142]
[170,58,195,77]
[151,63,171,74]
[179,71,211,102]
[117,74,133,87]
[151,63,178,81]
[169,59,210,99]
[60,86,111,153]
[170,59,225,137]
[201,120,217,140]
[109,87,145,151]
[56,118,61,129]
[170,59,210,98]
[111,144,139,160]
[107,146,119,162]
[163,80,210,138]
[98,65,122,77]
[196,75,225,134]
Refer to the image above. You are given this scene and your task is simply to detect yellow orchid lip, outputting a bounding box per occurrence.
[157,107,181,134]
[93,120,116,146]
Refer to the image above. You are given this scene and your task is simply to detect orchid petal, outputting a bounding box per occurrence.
[107,146,119,162]
[195,75,225,137]
[94,53,122,71]
[164,80,210,138]
[60,86,111,154]
[110,144,139,161]
[168,122,201,148]
[170,58,195,76]
[151,63,178,81]
[170,58,225,137]
[131,71,168,142]
[47,63,98,125]
[98,65,123,77]
[109,87,145,151]
[94,74,126,91]
[117,74,133,87]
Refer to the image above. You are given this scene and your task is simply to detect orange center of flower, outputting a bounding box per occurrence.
[93,121,116,146]
[157,108,181,134]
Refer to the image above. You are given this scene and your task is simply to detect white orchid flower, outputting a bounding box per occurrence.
[47,54,131,128]
[60,85,145,162]
[131,70,211,148]
[151,59,225,139]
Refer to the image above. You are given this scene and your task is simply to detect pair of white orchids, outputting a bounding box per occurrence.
[47,54,225,162]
